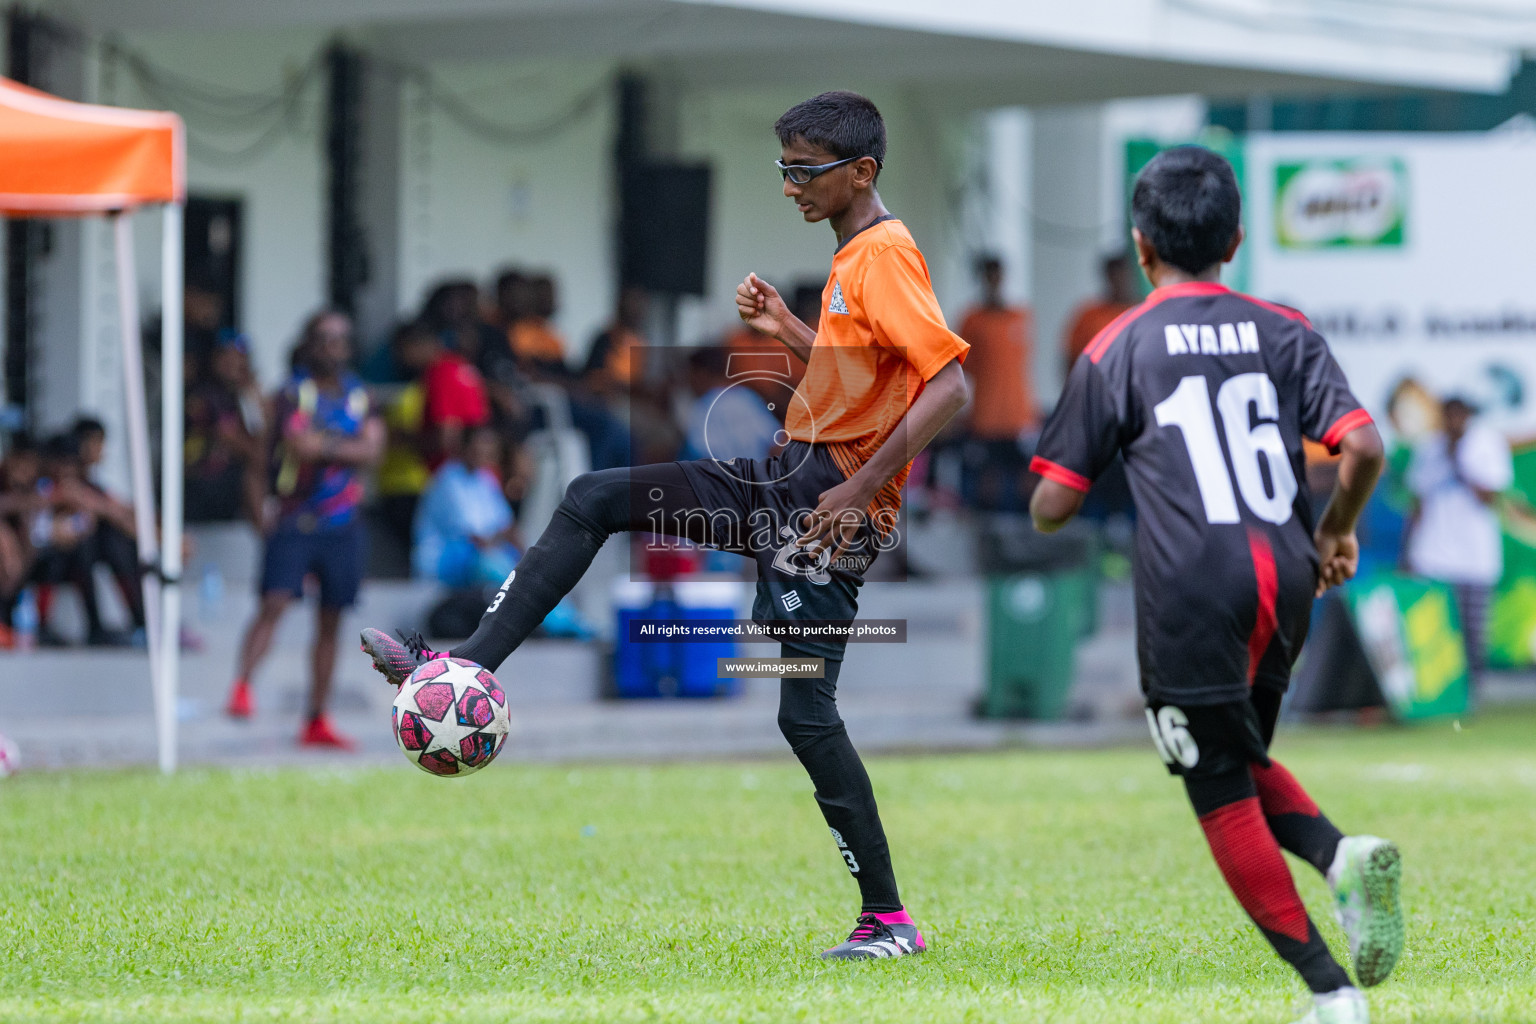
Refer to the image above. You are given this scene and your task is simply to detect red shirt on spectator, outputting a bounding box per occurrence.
[422,352,489,468]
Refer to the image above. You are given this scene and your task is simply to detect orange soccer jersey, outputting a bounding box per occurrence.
[784,217,969,519]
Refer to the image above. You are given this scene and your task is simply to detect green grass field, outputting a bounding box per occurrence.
[1,711,1533,1024]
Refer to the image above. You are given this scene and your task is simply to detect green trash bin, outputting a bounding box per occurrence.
[980,569,1095,720]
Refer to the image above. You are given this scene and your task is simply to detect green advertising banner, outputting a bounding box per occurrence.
[1273,158,1407,249]
[1486,444,1536,666]
[1345,574,1469,721]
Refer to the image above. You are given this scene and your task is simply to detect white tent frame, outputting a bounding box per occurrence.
[102,205,184,774]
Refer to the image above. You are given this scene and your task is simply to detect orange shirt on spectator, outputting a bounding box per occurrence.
[958,304,1036,439]
[508,318,567,369]
[1064,300,1134,365]
[585,326,645,386]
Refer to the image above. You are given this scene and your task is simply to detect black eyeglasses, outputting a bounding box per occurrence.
[775,156,861,184]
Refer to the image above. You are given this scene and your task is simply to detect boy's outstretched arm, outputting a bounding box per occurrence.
[796,358,969,557]
[1030,479,1086,535]
[1314,421,1385,596]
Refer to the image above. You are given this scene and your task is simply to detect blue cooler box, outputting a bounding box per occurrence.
[611,580,746,698]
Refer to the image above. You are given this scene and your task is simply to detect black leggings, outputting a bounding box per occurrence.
[778,657,901,912]
[452,465,904,913]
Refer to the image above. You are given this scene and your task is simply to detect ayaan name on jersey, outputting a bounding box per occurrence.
[1163,321,1260,356]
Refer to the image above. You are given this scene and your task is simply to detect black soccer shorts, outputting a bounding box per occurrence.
[1144,688,1284,781]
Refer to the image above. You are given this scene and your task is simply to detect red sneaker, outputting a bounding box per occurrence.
[299,714,355,751]
[225,679,253,719]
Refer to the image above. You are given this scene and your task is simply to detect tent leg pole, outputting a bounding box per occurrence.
[113,211,165,767]
[158,203,184,776]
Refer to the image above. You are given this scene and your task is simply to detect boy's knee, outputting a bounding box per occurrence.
[561,471,606,511]
[777,706,845,753]
[559,470,627,532]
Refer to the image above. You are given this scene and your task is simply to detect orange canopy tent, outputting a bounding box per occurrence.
[0,77,186,772]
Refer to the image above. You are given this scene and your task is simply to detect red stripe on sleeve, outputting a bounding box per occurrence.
[1029,456,1091,494]
[1246,528,1279,686]
[1085,303,1146,363]
[1237,293,1314,329]
[1319,408,1373,453]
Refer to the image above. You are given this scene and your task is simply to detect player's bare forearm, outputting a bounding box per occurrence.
[1317,422,1384,538]
[1031,480,1086,534]
[848,359,969,497]
[1313,422,1384,595]
[772,315,816,365]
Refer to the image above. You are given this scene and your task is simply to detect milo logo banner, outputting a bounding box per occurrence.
[1274,158,1406,250]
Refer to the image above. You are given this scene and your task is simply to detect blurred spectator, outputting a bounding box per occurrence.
[490,268,525,331]
[505,273,569,378]
[422,280,501,365]
[1063,254,1138,364]
[376,321,438,553]
[420,322,491,470]
[226,310,384,749]
[412,424,522,588]
[681,346,783,462]
[0,440,43,639]
[70,417,149,645]
[1405,396,1513,691]
[958,256,1037,510]
[182,277,228,385]
[29,435,102,646]
[185,331,266,523]
[584,285,650,395]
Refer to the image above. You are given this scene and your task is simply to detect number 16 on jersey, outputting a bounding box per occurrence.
[1154,372,1298,526]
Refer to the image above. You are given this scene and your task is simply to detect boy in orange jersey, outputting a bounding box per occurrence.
[361,91,969,960]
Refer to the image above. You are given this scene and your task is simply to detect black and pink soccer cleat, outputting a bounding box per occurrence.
[821,910,926,960]
[359,628,442,687]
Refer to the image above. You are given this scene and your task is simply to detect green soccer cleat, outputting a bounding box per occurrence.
[1290,986,1368,1024]
[1328,836,1404,988]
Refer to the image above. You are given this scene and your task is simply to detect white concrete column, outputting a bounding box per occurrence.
[1031,104,1105,403]
[351,56,404,349]
[982,108,1033,309]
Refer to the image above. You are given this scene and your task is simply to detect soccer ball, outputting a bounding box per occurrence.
[391,658,511,778]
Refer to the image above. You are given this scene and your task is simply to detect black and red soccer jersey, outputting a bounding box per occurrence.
[1032,281,1372,705]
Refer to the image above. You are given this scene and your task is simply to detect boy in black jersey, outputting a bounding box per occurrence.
[1030,147,1401,1024]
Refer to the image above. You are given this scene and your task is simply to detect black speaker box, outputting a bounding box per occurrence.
[622,163,710,296]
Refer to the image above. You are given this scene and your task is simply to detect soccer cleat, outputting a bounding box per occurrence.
[359,628,440,687]
[299,714,355,750]
[821,910,926,960]
[1328,836,1404,988]
[225,679,253,719]
[1289,986,1368,1024]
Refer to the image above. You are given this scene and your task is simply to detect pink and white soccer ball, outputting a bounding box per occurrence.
[391,658,510,778]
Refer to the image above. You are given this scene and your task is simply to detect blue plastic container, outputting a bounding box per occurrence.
[611,580,745,698]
